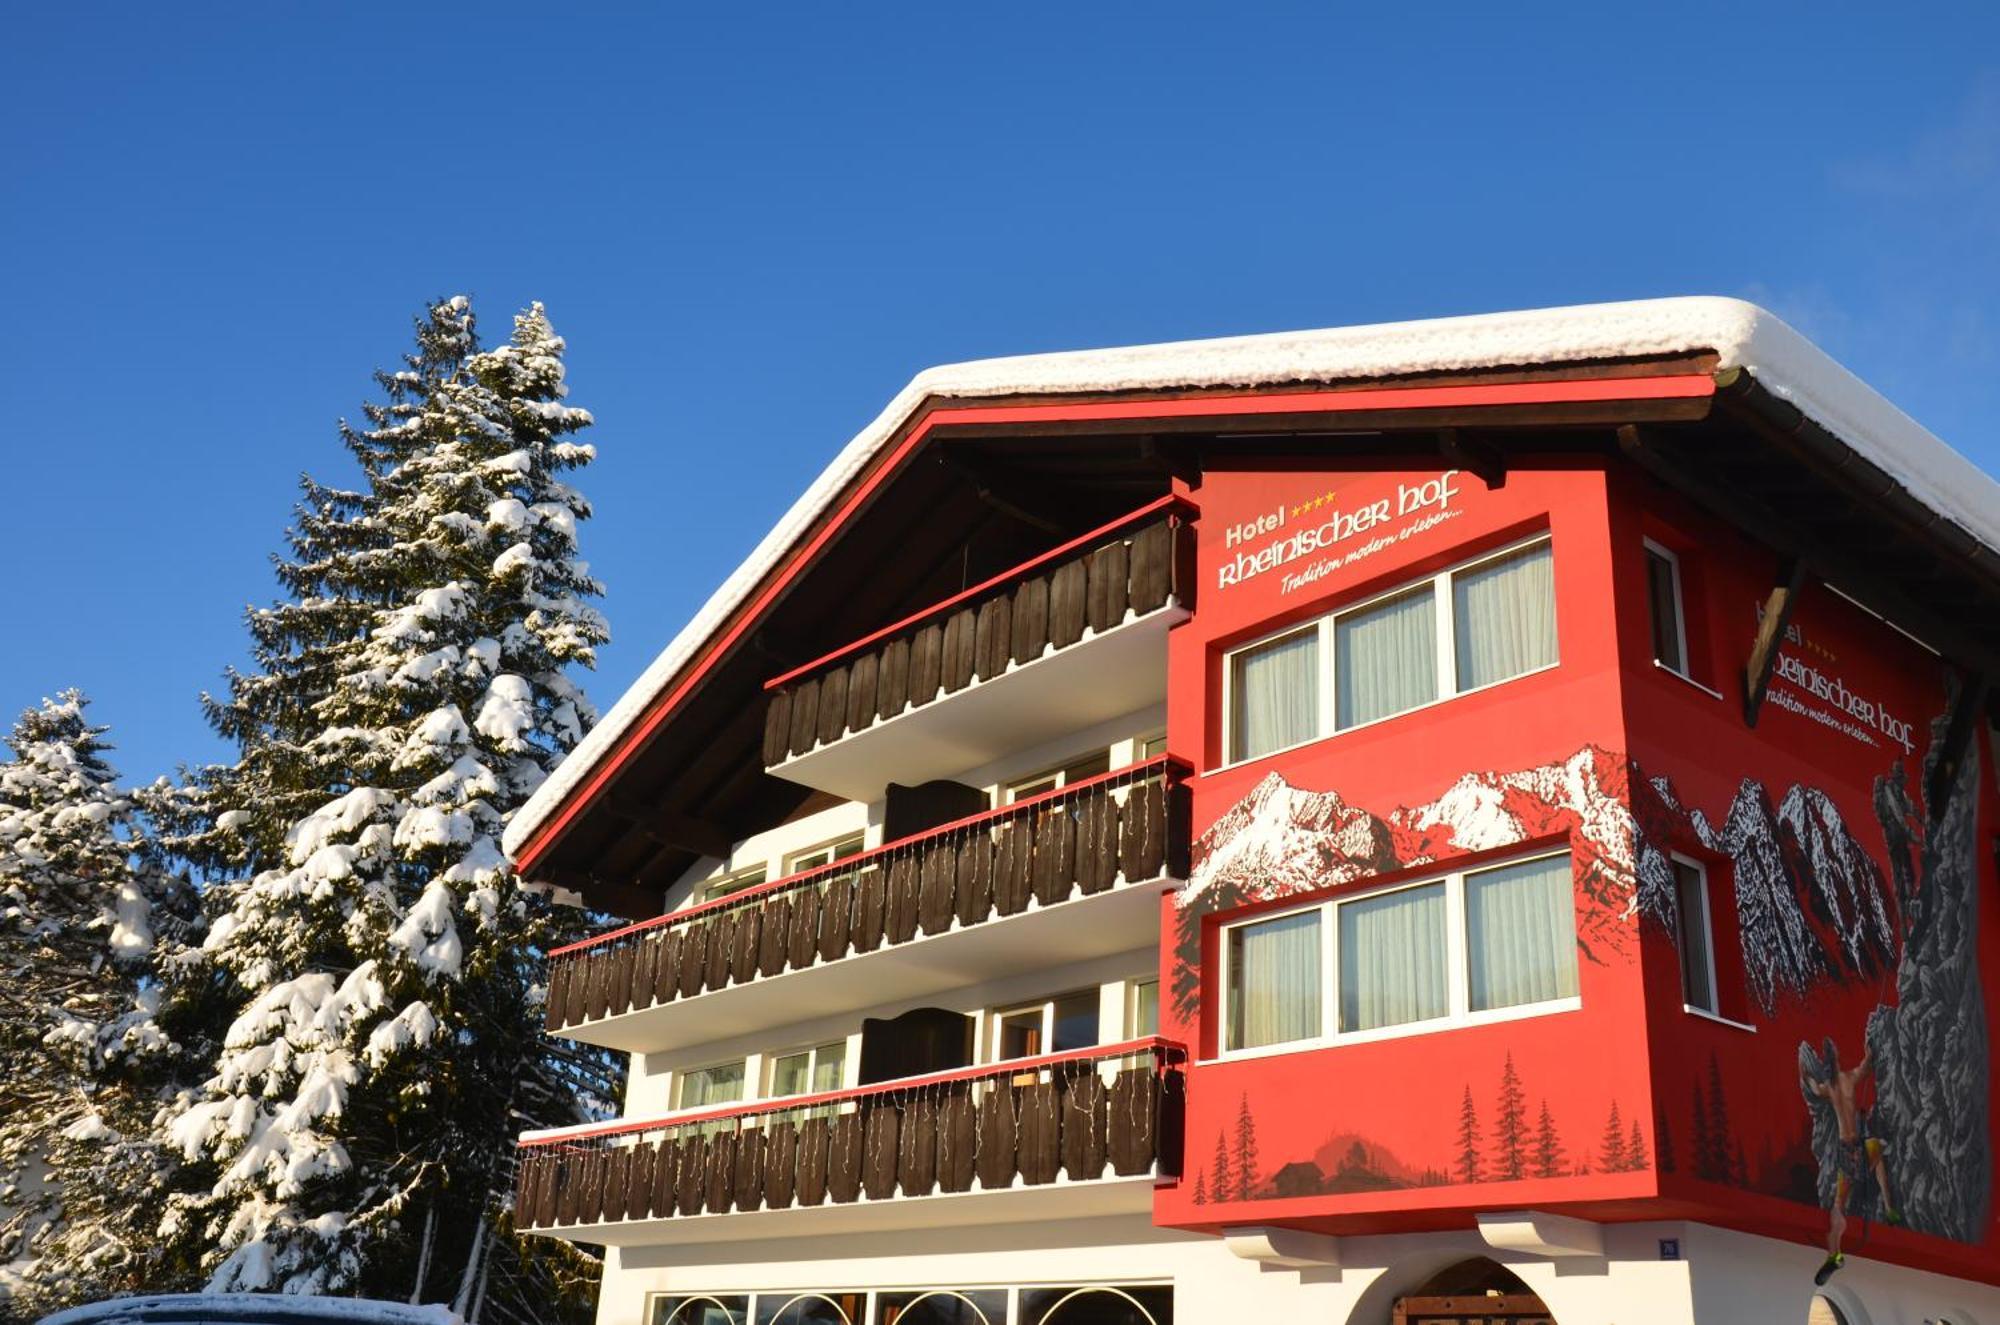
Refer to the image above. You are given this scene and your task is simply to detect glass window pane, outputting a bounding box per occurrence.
[1453,541,1557,691]
[1052,989,1100,1052]
[655,1296,749,1325]
[1128,979,1160,1037]
[1021,1285,1174,1325]
[1465,856,1578,1012]
[758,1294,865,1325]
[1673,861,1715,1012]
[811,1040,847,1093]
[997,1010,1043,1060]
[677,1061,745,1109]
[769,1051,810,1098]
[1338,883,1447,1032]
[1335,585,1438,728]
[1227,910,1323,1050]
[1230,627,1320,761]
[876,1289,1009,1325]
[1647,548,1687,673]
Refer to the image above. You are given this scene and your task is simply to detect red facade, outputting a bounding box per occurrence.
[1158,457,1998,1283]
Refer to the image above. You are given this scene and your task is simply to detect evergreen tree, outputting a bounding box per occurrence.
[1231,1094,1259,1201]
[1704,1054,1732,1182]
[1492,1053,1527,1181]
[1454,1085,1481,1185]
[1689,1084,1714,1181]
[156,299,619,1316]
[0,694,195,1314]
[1209,1131,1233,1204]
[1627,1118,1647,1172]
[1190,1173,1207,1205]
[1532,1100,1564,1180]
[1599,1101,1628,1174]
[1656,1106,1676,1174]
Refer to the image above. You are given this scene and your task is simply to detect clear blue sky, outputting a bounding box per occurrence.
[4,4,1997,788]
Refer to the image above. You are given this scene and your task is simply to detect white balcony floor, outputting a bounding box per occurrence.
[530,1171,1158,1247]
[768,605,1186,802]
[558,875,1173,1055]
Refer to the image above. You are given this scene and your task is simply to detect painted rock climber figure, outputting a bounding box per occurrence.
[1799,1037,1902,1285]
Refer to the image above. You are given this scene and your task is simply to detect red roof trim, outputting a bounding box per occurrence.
[514,372,1715,875]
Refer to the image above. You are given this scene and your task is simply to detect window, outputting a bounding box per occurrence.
[991,989,1100,1061]
[674,1059,746,1110]
[1224,536,1557,763]
[1221,850,1578,1054]
[768,1040,847,1098]
[1672,856,1718,1015]
[652,1296,749,1325]
[1226,910,1322,1050]
[1138,733,1168,759]
[1228,624,1319,762]
[1126,978,1159,1037]
[703,864,767,904]
[1645,541,1689,676]
[787,834,864,874]
[1005,750,1111,803]
[876,1290,1009,1325]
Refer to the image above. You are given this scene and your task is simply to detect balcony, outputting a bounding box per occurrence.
[761,498,1193,801]
[515,1039,1184,1246]
[544,758,1188,1054]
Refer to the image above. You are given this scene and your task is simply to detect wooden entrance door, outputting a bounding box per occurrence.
[1391,1294,1554,1325]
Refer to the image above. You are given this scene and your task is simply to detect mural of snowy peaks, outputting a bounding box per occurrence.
[1632,773,1897,1015]
[1178,745,1640,996]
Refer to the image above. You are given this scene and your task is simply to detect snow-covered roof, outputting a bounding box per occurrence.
[504,295,2000,865]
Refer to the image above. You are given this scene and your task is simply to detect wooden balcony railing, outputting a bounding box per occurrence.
[543,757,1188,1036]
[514,1039,1185,1231]
[761,496,1194,766]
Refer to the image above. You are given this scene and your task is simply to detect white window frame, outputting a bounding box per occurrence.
[700,863,768,905]
[1215,847,1581,1061]
[784,833,865,875]
[764,1039,848,1099]
[1643,538,1692,679]
[988,988,1102,1062]
[672,1057,749,1111]
[1003,749,1113,804]
[1670,853,1722,1018]
[1219,533,1559,769]
[1124,977,1161,1038]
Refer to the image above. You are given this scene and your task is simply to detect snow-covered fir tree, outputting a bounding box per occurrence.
[158,299,620,1318]
[0,693,194,1317]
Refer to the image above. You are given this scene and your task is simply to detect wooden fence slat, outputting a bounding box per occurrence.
[1048,559,1087,650]
[818,878,853,964]
[652,1136,679,1217]
[788,885,822,970]
[625,1142,656,1220]
[602,1146,630,1221]
[876,638,910,718]
[1129,520,1172,614]
[861,1104,900,1200]
[733,1128,766,1213]
[758,894,791,978]
[975,1083,1018,1190]
[1086,538,1130,634]
[555,1154,581,1225]
[938,1087,978,1193]
[917,842,956,936]
[704,913,735,991]
[827,1113,864,1204]
[1108,1067,1159,1176]
[955,834,993,927]
[907,622,943,708]
[764,1119,800,1210]
[655,930,682,1005]
[1012,575,1049,664]
[816,664,849,747]
[583,951,611,1022]
[973,597,1012,681]
[1078,790,1120,896]
[1018,1081,1062,1186]
[609,944,634,1016]
[630,937,657,1013]
[730,907,761,984]
[941,608,977,694]
[898,1095,939,1197]
[993,821,1032,916]
[786,676,820,758]
[545,961,571,1032]
[1032,806,1078,907]
[1060,1072,1109,1181]
[846,652,879,733]
[703,1133,737,1215]
[762,689,792,767]
[851,867,886,954]
[797,1117,831,1206]
[678,925,710,999]
[674,1135,706,1216]
[513,1153,542,1226]
[1119,777,1167,881]
[885,855,920,945]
